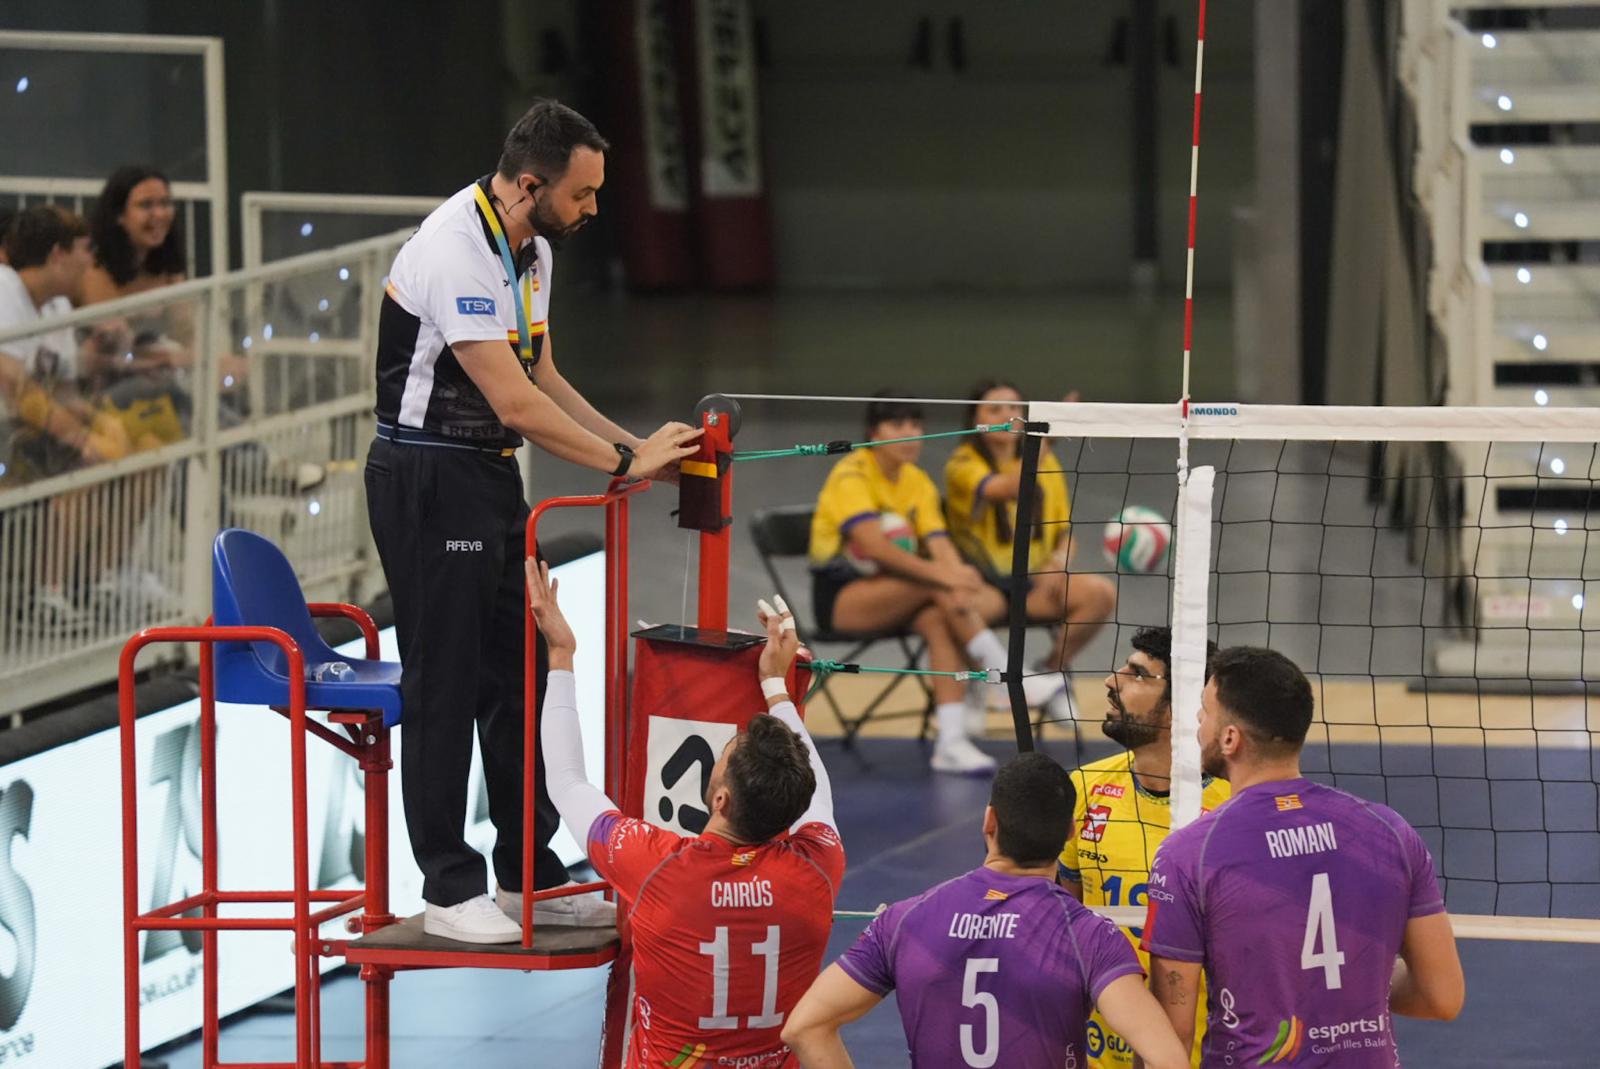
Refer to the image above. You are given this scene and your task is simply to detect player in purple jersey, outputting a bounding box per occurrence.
[1139,647,1464,1068]
[783,753,1190,1069]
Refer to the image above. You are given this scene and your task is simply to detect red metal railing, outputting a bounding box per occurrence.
[521,477,648,948]
[120,606,394,1069]
[122,482,648,1066]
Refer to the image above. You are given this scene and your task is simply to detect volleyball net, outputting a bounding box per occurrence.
[1006,401,1600,937]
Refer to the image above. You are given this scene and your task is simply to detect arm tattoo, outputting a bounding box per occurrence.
[1163,970,1188,1006]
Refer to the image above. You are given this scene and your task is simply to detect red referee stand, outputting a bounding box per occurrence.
[118,399,805,1068]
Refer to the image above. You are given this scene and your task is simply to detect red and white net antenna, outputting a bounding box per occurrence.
[1177,0,1208,482]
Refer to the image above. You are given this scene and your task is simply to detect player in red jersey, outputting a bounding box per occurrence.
[529,560,844,1069]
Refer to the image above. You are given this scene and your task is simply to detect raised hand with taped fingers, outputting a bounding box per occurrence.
[756,594,810,692]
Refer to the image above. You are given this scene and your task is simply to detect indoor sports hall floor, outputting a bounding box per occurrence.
[156,736,1596,1068]
[156,293,1596,1066]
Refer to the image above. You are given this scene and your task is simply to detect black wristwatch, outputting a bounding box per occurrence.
[610,441,635,477]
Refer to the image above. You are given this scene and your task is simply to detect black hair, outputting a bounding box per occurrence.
[962,377,1039,547]
[1209,646,1314,753]
[723,714,817,843]
[864,388,924,436]
[90,166,187,286]
[497,99,610,183]
[0,206,16,261]
[989,752,1076,867]
[1129,625,1220,704]
[4,205,87,270]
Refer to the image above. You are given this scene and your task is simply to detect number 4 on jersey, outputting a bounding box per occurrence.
[1301,872,1345,990]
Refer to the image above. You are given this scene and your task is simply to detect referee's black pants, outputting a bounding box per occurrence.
[364,436,567,906]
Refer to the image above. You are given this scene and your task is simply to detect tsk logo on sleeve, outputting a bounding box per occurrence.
[455,296,496,316]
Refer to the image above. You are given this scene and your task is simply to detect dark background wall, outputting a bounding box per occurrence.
[2,2,1260,296]
[2,0,512,192]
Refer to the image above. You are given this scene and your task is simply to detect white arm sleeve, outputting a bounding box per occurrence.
[541,670,617,843]
[768,700,836,831]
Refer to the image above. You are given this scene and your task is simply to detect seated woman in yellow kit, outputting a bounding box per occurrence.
[808,392,1022,775]
[944,379,1115,716]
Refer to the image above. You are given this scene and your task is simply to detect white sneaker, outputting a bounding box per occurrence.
[1043,687,1078,724]
[423,893,524,944]
[930,737,998,775]
[1024,671,1068,708]
[33,586,89,632]
[497,882,617,929]
[983,671,1068,710]
[964,683,990,737]
[95,568,181,616]
[965,703,989,738]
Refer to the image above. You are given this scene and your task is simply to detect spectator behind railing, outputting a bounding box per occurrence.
[76,167,200,455]
[0,206,135,630]
[81,165,250,435]
[82,166,188,303]
[0,206,129,481]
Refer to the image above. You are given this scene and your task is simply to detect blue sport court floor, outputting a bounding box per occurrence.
[155,734,1599,1068]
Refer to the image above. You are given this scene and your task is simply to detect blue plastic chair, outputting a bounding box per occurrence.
[212,528,403,726]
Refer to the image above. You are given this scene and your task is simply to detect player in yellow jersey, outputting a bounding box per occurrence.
[944,379,1115,720]
[809,391,1030,774]
[1059,626,1229,1069]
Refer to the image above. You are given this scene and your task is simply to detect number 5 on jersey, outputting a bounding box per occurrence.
[961,957,1000,1068]
[698,926,784,1029]
[1301,872,1345,989]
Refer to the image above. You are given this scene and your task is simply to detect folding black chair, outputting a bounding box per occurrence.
[748,505,934,748]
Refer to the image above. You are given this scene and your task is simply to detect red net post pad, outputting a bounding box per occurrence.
[624,625,811,835]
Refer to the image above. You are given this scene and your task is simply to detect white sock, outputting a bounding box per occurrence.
[936,702,969,746]
[964,629,1007,668]
[964,630,1009,702]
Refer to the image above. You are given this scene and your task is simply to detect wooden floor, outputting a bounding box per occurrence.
[802,673,1600,744]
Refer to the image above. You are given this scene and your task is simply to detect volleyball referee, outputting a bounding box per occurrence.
[365,99,699,943]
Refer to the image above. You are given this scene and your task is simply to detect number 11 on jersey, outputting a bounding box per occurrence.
[699,926,784,1029]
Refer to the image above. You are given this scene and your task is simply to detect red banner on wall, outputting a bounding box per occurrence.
[602,0,696,290]
[676,0,775,290]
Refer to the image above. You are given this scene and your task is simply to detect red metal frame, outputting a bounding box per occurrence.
[522,477,648,947]
[122,607,391,1069]
[122,480,659,1067]
[122,622,328,1069]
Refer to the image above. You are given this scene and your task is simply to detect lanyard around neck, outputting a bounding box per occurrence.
[471,183,537,364]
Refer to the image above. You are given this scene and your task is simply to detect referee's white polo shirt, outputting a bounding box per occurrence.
[374,178,552,452]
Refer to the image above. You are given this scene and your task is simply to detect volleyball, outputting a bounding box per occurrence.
[847,511,917,574]
[1103,506,1171,573]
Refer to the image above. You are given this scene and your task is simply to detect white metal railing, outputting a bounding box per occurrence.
[241,191,444,268]
[0,30,229,275]
[0,230,408,714]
